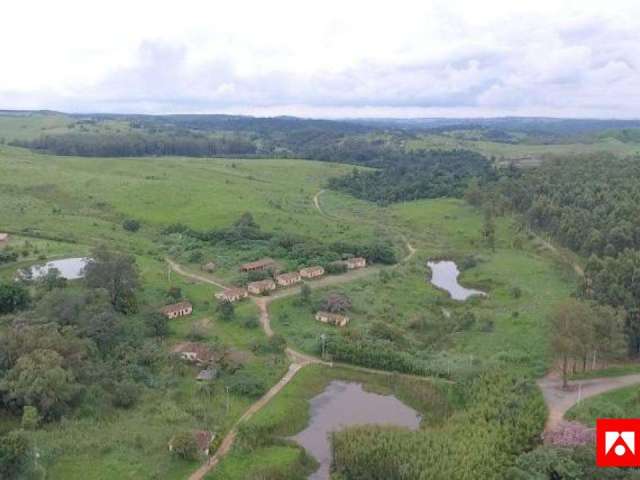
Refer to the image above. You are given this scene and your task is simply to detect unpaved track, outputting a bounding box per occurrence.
[538,372,640,432]
[165,258,230,289]
[181,190,422,479]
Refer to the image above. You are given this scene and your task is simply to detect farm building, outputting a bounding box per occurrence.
[169,430,215,456]
[160,301,193,319]
[0,233,9,247]
[240,258,276,272]
[215,287,248,302]
[276,271,301,287]
[346,257,366,269]
[315,311,350,327]
[171,342,214,365]
[247,279,276,295]
[300,266,324,279]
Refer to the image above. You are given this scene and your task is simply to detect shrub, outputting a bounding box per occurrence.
[243,317,259,329]
[321,293,352,313]
[225,372,266,398]
[325,262,348,275]
[510,286,522,299]
[122,218,141,232]
[111,381,140,409]
[21,406,40,431]
[170,432,199,460]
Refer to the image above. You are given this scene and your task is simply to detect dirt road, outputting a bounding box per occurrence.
[165,258,230,289]
[537,372,640,432]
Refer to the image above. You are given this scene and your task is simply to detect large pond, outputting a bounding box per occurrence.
[25,257,90,280]
[427,260,486,301]
[291,381,421,480]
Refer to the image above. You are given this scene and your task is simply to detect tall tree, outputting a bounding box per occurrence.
[84,245,139,313]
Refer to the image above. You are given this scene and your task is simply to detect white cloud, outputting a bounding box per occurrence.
[1,0,639,117]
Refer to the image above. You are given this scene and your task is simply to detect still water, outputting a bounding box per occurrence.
[27,257,90,280]
[291,381,421,480]
[427,260,486,301]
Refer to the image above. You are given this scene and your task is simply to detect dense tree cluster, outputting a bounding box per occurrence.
[168,212,397,269]
[0,247,156,422]
[331,373,546,480]
[487,154,640,352]
[328,150,493,205]
[15,132,257,157]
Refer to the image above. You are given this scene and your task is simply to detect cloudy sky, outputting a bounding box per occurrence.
[1,0,639,118]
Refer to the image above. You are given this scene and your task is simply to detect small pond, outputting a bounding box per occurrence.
[427,260,486,301]
[26,257,90,280]
[291,381,421,480]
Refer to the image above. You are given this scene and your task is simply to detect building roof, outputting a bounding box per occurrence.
[193,431,214,452]
[300,266,324,274]
[316,311,349,322]
[160,301,192,314]
[241,258,275,270]
[171,342,214,363]
[347,257,366,263]
[277,272,300,281]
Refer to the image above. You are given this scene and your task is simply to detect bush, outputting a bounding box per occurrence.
[21,406,40,430]
[122,218,141,232]
[170,431,199,460]
[459,255,478,271]
[225,372,266,398]
[243,317,259,329]
[320,293,352,313]
[111,381,140,409]
[0,251,19,264]
[325,262,348,275]
[144,311,170,338]
[0,282,30,314]
[510,286,522,299]
[0,430,32,479]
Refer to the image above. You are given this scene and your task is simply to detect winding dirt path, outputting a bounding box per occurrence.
[538,372,640,433]
[165,258,230,289]
[180,190,423,479]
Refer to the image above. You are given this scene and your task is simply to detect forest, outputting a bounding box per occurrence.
[327,149,492,204]
[484,154,640,353]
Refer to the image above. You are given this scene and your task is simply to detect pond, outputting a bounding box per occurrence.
[26,257,90,280]
[427,260,486,301]
[291,381,421,480]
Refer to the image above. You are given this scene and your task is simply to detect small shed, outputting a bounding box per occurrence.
[240,258,276,272]
[276,271,301,287]
[215,288,248,303]
[169,430,215,456]
[300,266,324,279]
[346,257,366,269]
[171,342,215,365]
[160,301,193,319]
[315,311,350,327]
[247,279,276,295]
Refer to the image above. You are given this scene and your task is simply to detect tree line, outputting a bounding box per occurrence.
[482,154,640,353]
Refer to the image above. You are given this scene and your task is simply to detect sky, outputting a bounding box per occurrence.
[1,0,639,118]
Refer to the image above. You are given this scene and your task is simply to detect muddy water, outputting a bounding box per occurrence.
[291,381,421,480]
[427,260,486,301]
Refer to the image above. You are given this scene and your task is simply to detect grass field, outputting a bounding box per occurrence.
[271,193,575,377]
[566,385,640,427]
[0,143,579,479]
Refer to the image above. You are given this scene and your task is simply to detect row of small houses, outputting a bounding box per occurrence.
[216,257,366,302]
[158,256,366,322]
